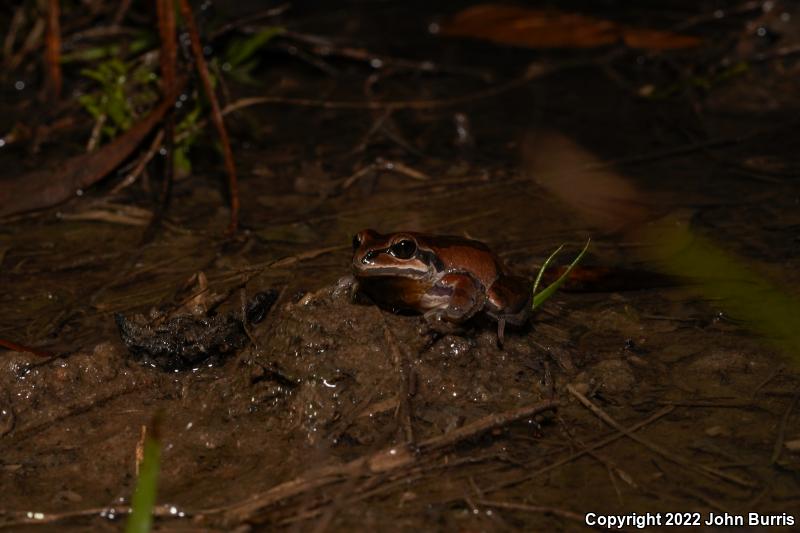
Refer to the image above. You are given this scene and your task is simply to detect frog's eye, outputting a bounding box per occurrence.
[389,239,416,259]
[352,234,362,251]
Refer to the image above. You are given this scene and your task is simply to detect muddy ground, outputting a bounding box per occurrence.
[1,1,799,531]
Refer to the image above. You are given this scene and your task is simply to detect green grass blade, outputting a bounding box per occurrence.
[226,27,285,68]
[532,243,564,299]
[644,218,800,361]
[126,414,163,533]
[532,238,591,310]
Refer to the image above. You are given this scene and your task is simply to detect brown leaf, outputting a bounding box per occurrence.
[0,95,174,218]
[622,28,703,50]
[440,4,700,51]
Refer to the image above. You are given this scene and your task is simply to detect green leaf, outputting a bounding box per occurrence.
[225,27,285,69]
[126,414,162,533]
[532,238,591,311]
[174,146,192,174]
[531,243,564,300]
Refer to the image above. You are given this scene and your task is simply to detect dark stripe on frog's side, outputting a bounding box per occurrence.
[416,247,445,272]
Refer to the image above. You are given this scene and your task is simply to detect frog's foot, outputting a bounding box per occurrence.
[488,308,531,349]
[334,275,359,300]
[421,309,463,337]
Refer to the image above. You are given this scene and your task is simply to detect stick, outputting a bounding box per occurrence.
[44,0,62,101]
[567,384,756,488]
[485,405,674,493]
[382,320,415,445]
[142,0,178,243]
[770,393,799,464]
[0,90,178,217]
[476,499,586,525]
[0,400,557,529]
[212,399,558,525]
[109,129,165,193]
[178,0,240,234]
[0,338,53,358]
[219,63,549,113]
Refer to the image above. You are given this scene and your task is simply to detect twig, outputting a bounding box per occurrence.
[222,62,551,112]
[671,1,760,31]
[0,503,181,529]
[110,129,165,193]
[753,43,800,63]
[0,86,180,217]
[157,0,178,101]
[242,245,347,271]
[2,400,557,529]
[9,381,141,443]
[65,25,139,43]
[566,384,756,488]
[556,415,636,499]
[178,0,240,235]
[112,0,133,26]
[752,365,784,399]
[207,399,558,525]
[85,113,106,152]
[174,62,555,146]
[325,375,398,444]
[349,107,392,154]
[376,158,430,181]
[0,338,53,358]
[485,405,674,493]
[678,487,734,515]
[476,500,586,526]
[382,319,415,445]
[282,30,492,80]
[770,393,799,464]
[142,0,179,244]
[58,209,149,226]
[44,0,62,101]
[209,3,291,39]
[340,157,430,190]
[3,6,26,63]
[0,400,14,438]
[275,41,339,76]
[6,16,44,72]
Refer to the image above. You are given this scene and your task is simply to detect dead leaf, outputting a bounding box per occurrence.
[622,28,703,50]
[0,80,184,218]
[440,4,701,51]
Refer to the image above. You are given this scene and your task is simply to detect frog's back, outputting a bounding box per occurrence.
[411,232,504,286]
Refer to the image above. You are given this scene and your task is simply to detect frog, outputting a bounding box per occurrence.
[351,229,530,344]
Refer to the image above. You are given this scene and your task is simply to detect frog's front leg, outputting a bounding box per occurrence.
[421,272,485,329]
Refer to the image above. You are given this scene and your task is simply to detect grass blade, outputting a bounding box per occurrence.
[532,238,591,310]
[532,243,564,299]
[126,413,163,533]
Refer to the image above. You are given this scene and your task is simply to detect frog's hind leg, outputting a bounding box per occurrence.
[421,272,485,327]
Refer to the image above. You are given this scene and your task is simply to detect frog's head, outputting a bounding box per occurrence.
[351,229,439,280]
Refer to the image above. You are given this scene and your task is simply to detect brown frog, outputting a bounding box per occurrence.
[351,229,530,344]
